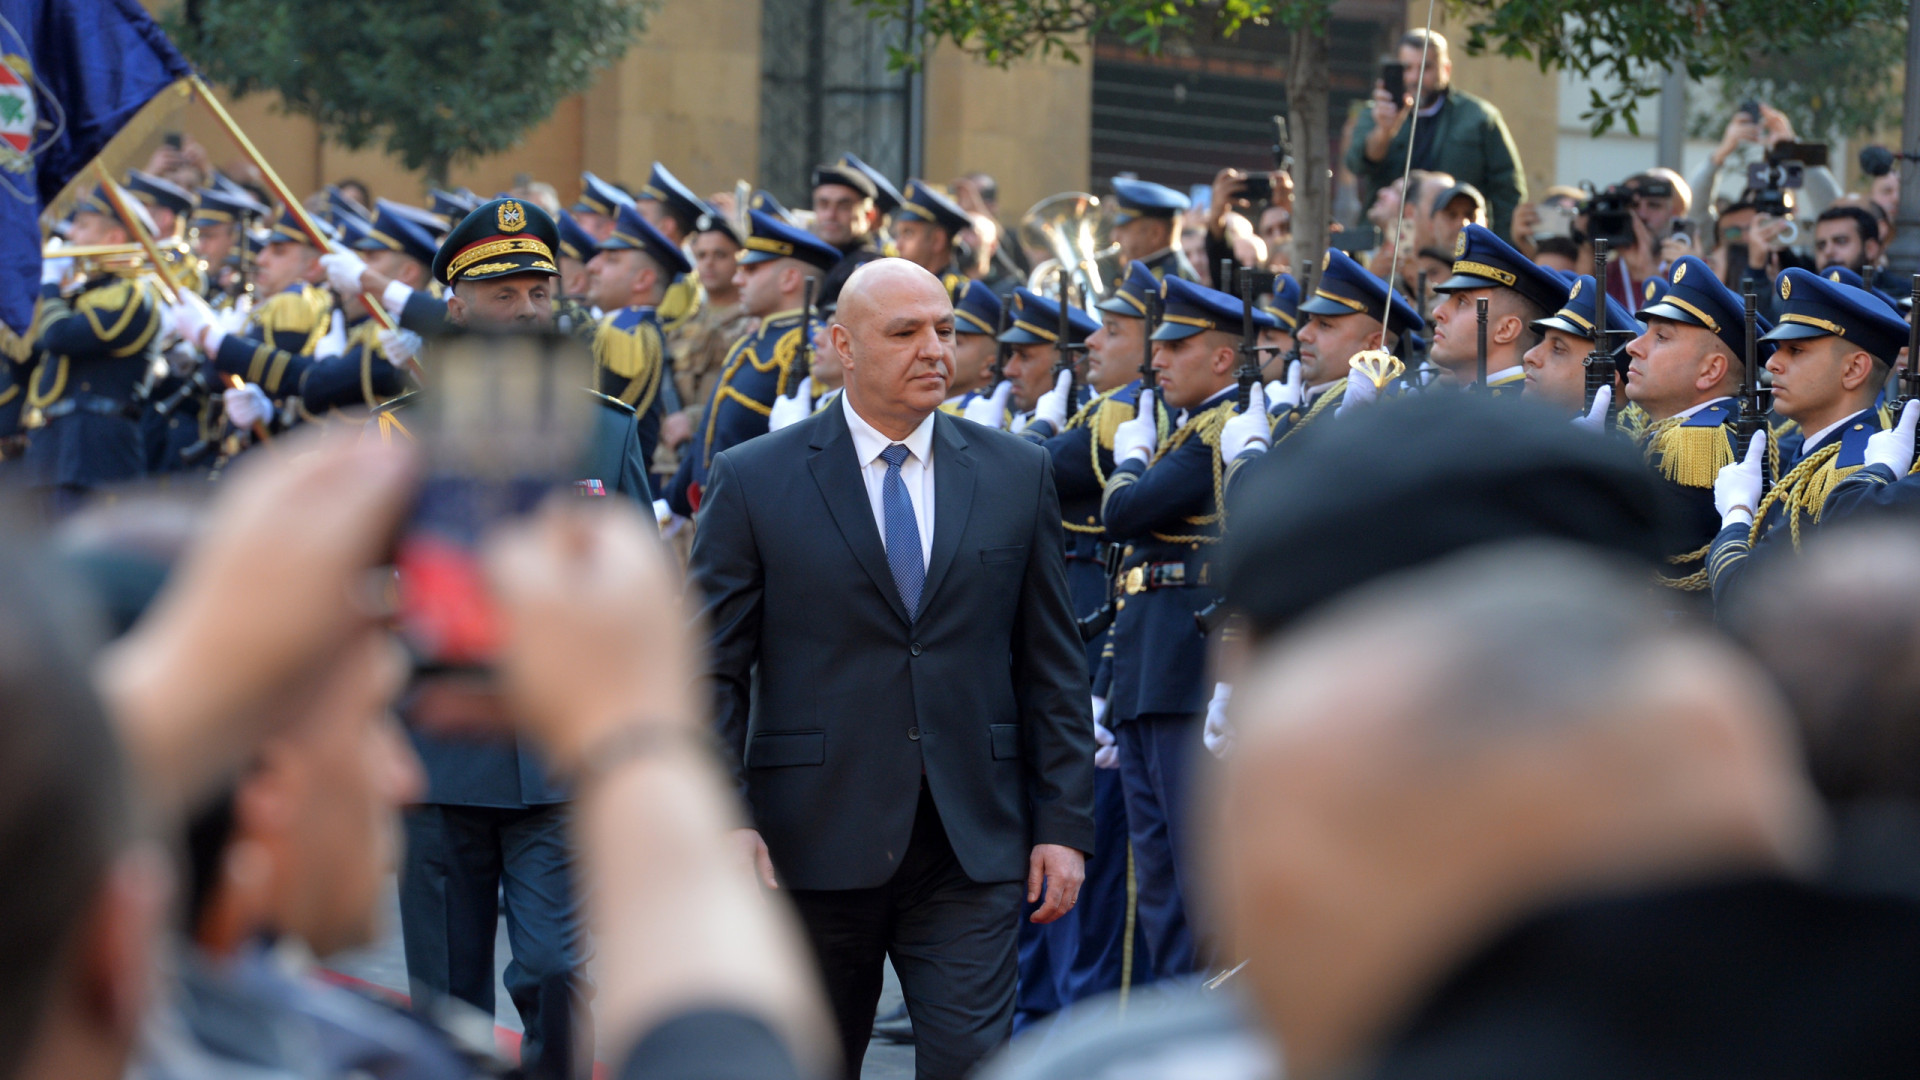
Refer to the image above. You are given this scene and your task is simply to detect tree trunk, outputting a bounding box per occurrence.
[1287,21,1331,296]
[1886,0,1920,277]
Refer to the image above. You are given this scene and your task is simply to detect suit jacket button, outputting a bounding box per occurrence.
[908,726,921,741]
[910,642,923,656]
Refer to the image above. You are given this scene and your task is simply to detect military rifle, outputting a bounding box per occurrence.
[795,275,816,382]
[1235,266,1263,411]
[1077,543,1128,642]
[991,302,1011,387]
[1735,288,1770,488]
[1582,238,1615,414]
[1903,274,1920,407]
[1051,273,1084,407]
[1475,295,1489,391]
[1141,289,1161,393]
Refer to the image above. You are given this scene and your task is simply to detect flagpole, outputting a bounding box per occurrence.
[91,162,181,305]
[187,74,397,333]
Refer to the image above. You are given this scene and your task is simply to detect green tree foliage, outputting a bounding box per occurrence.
[1447,0,1907,135]
[169,0,655,183]
[1701,17,1907,143]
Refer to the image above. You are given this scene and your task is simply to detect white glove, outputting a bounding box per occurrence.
[40,256,72,287]
[378,327,422,367]
[381,279,415,316]
[1714,431,1768,527]
[1113,389,1159,464]
[319,249,368,297]
[652,498,673,527]
[1334,370,1378,418]
[1266,359,1304,411]
[1202,682,1234,759]
[963,380,1014,429]
[1571,384,1612,434]
[1220,382,1272,461]
[219,295,253,337]
[223,383,272,430]
[315,309,347,359]
[767,376,814,432]
[1031,371,1073,432]
[1865,398,1920,476]
[169,297,221,355]
[1091,696,1117,769]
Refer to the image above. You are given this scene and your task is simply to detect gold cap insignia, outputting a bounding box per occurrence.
[1829,269,1844,281]
[1454,231,1467,257]
[1644,279,1658,301]
[1673,263,1687,283]
[1159,278,1171,298]
[1780,276,1792,300]
[1321,251,1331,271]
[1568,280,1582,300]
[498,200,526,232]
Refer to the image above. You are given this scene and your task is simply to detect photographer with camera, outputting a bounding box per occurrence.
[1207,165,1289,282]
[1347,29,1525,240]
[1688,102,1840,228]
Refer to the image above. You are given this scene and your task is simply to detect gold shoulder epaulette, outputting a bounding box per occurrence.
[1643,417,1735,489]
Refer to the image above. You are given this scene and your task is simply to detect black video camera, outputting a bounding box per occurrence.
[1580,184,1637,250]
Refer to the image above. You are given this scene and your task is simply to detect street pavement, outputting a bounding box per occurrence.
[328,878,916,1078]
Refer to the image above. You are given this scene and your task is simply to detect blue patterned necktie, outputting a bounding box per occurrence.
[880,443,924,617]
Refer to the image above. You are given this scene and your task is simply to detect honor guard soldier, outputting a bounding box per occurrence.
[1257,271,1301,380]
[20,186,163,512]
[1011,258,1163,1026]
[552,209,601,338]
[189,183,267,303]
[570,171,632,244]
[1621,255,1768,592]
[663,207,753,472]
[1522,274,1640,415]
[1428,223,1570,394]
[1099,276,1278,982]
[429,186,482,225]
[292,201,439,418]
[1230,248,1423,484]
[994,287,1097,431]
[841,151,905,251]
[635,162,707,334]
[941,275,1005,407]
[1108,177,1198,282]
[585,200,690,476]
[126,168,194,239]
[811,157,886,306]
[232,207,335,375]
[1709,268,1908,602]
[894,179,973,279]
[664,208,840,516]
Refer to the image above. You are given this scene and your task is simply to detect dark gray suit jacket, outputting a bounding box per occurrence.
[690,401,1095,891]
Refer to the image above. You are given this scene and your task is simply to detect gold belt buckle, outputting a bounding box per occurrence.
[1123,566,1146,595]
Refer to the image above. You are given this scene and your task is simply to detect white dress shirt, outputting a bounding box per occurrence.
[842,393,936,569]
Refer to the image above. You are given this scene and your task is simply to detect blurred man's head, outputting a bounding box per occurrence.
[894,220,954,276]
[1430,186,1487,255]
[1086,313,1145,393]
[587,248,667,312]
[811,182,875,249]
[734,255,810,320]
[1210,544,1819,1077]
[690,228,742,301]
[255,239,320,297]
[66,210,129,249]
[1397,29,1451,102]
[1297,311,1383,387]
[1814,206,1883,274]
[0,544,162,1080]
[1624,316,1739,420]
[447,273,554,331]
[832,259,955,434]
[1627,169,1690,236]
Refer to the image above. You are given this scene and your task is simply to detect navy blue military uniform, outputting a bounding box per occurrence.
[1433,223,1570,396]
[1100,277,1276,981]
[1110,177,1198,283]
[591,202,690,474]
[553,209,602,341]
[395,197,591,1080]
[664,209,839,516]
[1708,267,1904,606]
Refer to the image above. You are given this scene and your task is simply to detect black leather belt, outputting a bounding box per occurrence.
[1122,560,1192,594]
[39,394,130,420]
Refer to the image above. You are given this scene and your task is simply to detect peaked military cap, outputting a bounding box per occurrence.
[639,163,705,233]
[431,188,482,222]
[601,202,693,276]
[1761,267,1909,363]
[1532,274,1640,340]
[325,185,371,227]
[1434,223,1572,314]
[1639,275,1670,313]
[749,189,797,225]
[692,202,744,246]
[126,169,194,217]
[896,180,972,235]
[356,200,439,267]
[1109,176,1190,224]
[332,212,373,250]
[571,172,632,219]
[947,274,1003,335]
[1640,255,1772,362]
[1150,276,1280,342]
[383,199,450,240]
[1261,273,1303,332]
[1818,265,1902,313]
[840,153,903,214]
[432,197,560,286]
[191,184,266,228]
[1299,247,1425,336]
[1097,260,1161,318]
[811,160,878,201]
[555,210,601,264]
[737,208,840,272]
[999,287,1100,345]
[268,206,335,248]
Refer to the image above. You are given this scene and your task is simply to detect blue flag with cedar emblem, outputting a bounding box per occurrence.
[0,0,192,357]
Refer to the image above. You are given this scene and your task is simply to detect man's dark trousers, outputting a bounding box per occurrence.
[399,731,590,1080]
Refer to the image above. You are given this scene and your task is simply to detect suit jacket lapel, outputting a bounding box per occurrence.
[921,413,975,610]
[807,404,913,626]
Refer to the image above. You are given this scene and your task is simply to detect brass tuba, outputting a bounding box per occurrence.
[1020,192,1121,303]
